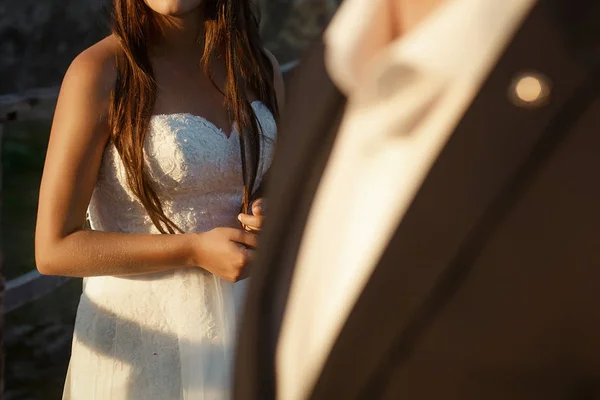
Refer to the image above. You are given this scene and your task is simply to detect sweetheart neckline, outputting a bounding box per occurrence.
[150,100,265,140]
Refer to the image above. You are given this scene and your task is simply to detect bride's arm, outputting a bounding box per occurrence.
[35,41,192,278]
[34,40,255,279]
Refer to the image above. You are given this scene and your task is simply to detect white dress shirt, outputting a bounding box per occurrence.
[276,0,537,399]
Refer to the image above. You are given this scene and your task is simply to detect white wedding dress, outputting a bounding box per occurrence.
[63,101,276,400]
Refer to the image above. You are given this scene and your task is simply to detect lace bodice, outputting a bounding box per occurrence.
[88,100,277,234]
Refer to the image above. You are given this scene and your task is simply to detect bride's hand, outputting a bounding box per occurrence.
[238,198,266,232]
[191,227,258,282]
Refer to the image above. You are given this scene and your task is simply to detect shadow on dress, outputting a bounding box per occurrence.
[67,293,234,399]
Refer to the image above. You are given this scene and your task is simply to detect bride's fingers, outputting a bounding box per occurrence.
[235,247,254,281]
[238,213,263,231]
[252,198,267,216]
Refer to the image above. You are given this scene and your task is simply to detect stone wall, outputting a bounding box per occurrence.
[0,0,109,94]
[0,0,340,95]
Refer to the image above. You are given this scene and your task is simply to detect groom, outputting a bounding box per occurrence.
[236,0,600,398]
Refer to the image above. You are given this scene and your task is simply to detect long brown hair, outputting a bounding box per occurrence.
[109,0,278,234]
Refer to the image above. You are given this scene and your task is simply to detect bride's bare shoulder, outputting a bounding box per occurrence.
[51,35,123,146]
[62,35,122,99]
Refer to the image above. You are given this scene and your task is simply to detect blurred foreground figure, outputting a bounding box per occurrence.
[236,0,600,399]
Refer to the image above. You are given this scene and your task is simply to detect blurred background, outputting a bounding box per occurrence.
[0,0,341,398]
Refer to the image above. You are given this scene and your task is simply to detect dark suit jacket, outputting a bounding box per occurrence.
[236,1,600,398]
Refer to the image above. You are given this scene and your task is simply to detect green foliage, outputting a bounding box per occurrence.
[2,120,51,279]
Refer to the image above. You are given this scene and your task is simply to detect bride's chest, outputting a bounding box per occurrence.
[145,114,244,191]
[101,108,276,197]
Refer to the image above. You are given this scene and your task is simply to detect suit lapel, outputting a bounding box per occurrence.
[310,1,599,398]
[235,38,346,399]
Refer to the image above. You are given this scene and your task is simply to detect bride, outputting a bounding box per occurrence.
[34,0,282,398]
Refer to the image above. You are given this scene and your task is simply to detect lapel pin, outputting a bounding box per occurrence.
[508,71,551,108]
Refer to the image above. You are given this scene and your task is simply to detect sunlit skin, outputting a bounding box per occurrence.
[145,0,205,16]
[239,198,267,232]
